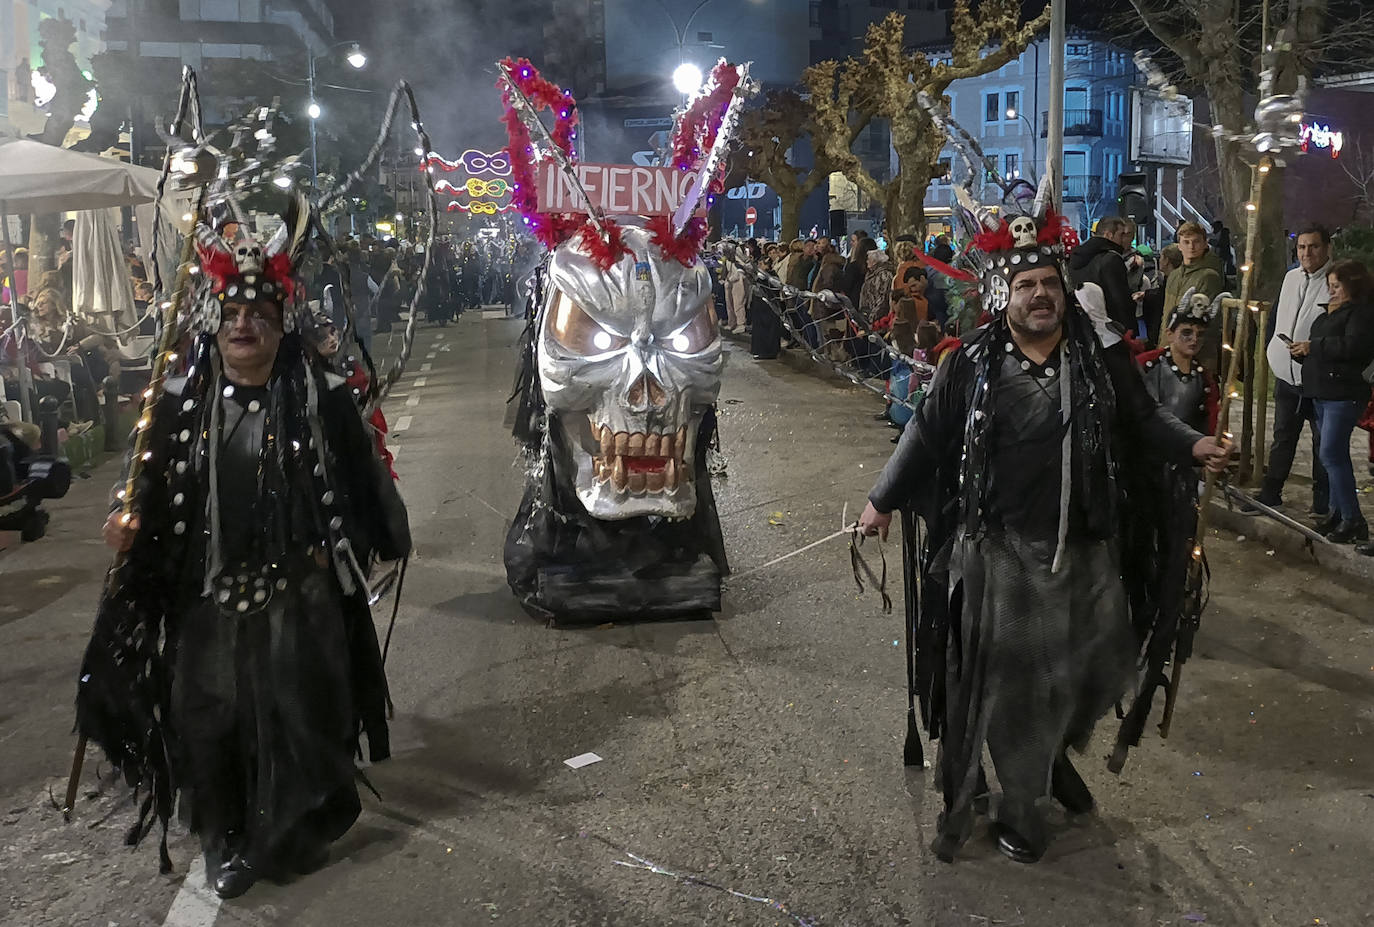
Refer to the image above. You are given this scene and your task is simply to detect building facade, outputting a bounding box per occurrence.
[921,31,1140,236]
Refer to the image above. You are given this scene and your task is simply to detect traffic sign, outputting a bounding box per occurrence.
[745,206,757,226]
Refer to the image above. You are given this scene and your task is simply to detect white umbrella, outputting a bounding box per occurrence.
[0,137,164,213]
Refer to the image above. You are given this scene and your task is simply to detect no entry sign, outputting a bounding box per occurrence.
[745,206,758,226]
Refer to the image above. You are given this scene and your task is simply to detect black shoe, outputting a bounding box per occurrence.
[1051,753,1095,814]
[993,824,1042,864]
[1239,494,1280,516]
[1355,540,1374,556]
[1327,519,1370,544]
[873,411,890,421]
[213,854,258,899]
[890,433,901,444]
[1314,512,1341,536]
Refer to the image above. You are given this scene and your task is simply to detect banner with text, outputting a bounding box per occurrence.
[536,162,700,217]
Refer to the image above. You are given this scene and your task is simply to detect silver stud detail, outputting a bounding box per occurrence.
[236,600,249,613]
[182,400,194,412]
[276,578,288,590]
[322,491,335,505]
[223,385,235,398]
[176,460,188,474]
[247,400,261,413]
[173,492,184,506]
[253,590,267,603]
[179,429,191,442]
[329,516,343,531]
[173,521,186,534]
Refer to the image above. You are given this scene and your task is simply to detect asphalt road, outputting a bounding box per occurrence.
[1,315,1372,927]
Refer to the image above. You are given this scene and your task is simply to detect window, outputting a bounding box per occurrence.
[1067,43,1090,57]
[936,159,952,182]
[1005,153,1020,179]
[696,31,713,42]
[985,92,1000,123]
[809,1,821,27]
[1004,90,1020,120]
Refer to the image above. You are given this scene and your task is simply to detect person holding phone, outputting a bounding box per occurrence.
[1287,259,1374,543]
[1249,227,1334,515]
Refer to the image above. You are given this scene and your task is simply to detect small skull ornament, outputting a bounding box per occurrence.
[537,226,723,520]
[1008,216,1038,249]
[234,242,264,274]
[1189,292,1211,316]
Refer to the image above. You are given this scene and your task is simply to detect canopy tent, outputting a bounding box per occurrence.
[0,137,191,311]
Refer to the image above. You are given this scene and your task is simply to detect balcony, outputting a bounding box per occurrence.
[1062,175,1105,203]
[1040,108,1104,138]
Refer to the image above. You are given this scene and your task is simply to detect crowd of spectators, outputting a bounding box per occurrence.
[721,217,1374,551]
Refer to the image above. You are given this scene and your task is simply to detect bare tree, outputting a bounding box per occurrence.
[802,3,1050,235]
[1338,134,1374,224]
[731,90,842,242]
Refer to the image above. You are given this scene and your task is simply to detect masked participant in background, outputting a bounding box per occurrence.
[857,190,1230,864]
[76,196,410,899]
[500,58,742,621]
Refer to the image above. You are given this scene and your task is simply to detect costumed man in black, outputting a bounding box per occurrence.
[78,202,410,899]
[857,209,1230,864]
[1136,287,1223,435]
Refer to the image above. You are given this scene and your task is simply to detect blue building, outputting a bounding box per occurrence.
[920,31,1140,237]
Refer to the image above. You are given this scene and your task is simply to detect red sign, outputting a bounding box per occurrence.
[745,206,758,226]
[536,162,699,217]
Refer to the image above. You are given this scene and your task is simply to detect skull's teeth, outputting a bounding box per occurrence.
[588,422,689,462]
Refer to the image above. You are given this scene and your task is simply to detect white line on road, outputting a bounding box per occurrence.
[435,332,444,339]
[413,377,427,388]
[161,855,220,927]
[420,363,432,372]
[394,415,413,432]
[405,395,420,407]
[425,352,437,361]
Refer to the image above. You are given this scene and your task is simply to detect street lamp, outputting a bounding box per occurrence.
[672,62,704,96]
[1006,107,1038,181]
[308,41,367,187]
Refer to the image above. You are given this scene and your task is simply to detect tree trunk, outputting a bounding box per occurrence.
[27,214,61,278]
[778,189,804,242]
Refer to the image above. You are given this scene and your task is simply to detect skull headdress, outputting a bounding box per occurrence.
[191,193,311,333]
[955,175,1075,316]
[1166,285,1228,331]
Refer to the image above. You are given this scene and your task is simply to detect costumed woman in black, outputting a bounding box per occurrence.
[857,196,1231,864]
[77,197,410,899]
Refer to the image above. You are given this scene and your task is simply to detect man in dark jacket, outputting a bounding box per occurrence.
[1068,216,1136,333]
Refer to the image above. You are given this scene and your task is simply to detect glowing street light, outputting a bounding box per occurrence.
[672,62,704,96]
[345,45,367,69]
[307,101,322,120]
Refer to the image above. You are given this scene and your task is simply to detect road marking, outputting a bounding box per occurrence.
[434,332,444,340]
[425,352,437,361]
[162,855,220,927]
[413,377,428,388]
[406,395,420,407]
[394,415,413,432]
[420,363,432,372]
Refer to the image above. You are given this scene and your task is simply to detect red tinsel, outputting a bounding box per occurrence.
[497,57,585,250]
[972,222,1016,254]
[1038,208,1069,246]
[196,242,240,293]
[264,251,297,301]
[645,214,709,267]
[572,220,631,269]
[668,61,740,174]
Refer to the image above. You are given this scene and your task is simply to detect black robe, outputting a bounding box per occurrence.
[868,313,1201,858]
[76,335,410,873]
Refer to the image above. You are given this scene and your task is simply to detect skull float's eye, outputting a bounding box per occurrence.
[667,305,718,354]
[550,291,630,355]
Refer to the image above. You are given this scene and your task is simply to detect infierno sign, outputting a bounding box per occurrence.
[536,163,699,217]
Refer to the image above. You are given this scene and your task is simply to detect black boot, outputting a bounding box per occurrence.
[993,823,1043,864]
[1314,512,1342,536]
[1327,518,1370,544]
[1355,539,1374,556]
[1051,753,1095,814]
[213,853,258,899]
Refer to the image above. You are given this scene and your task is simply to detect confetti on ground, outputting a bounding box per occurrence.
[564,752,603,769]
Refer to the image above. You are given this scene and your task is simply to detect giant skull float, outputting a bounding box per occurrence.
[539,226,723,520]
[499,56,750,621]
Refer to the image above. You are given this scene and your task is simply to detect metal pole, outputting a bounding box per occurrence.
[308,54,319,187]
[1046,2,1066,201]
[1032,41,1040,180]
[1252,300,1271,487]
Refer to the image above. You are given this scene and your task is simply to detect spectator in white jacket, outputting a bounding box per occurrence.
[1245,225,1333,515]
